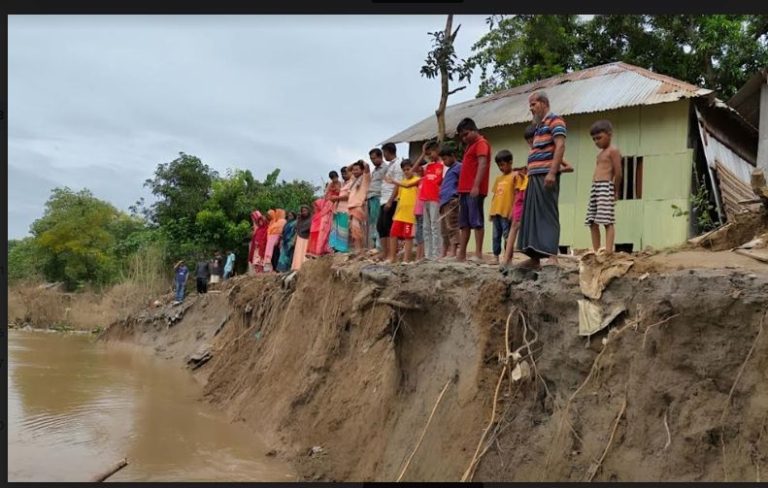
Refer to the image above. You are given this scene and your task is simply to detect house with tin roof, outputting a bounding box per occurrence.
[383,62,759,253]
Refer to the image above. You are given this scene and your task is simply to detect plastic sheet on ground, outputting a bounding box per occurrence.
[577,300,627,336]
[579,253,634,299]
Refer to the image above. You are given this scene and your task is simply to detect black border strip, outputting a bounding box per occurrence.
[1,9,9,485]
[2,2,768,15]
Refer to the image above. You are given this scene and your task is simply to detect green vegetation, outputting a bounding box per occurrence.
[9,152,318,290]
[671,177,718,233]
[467,15,768,98]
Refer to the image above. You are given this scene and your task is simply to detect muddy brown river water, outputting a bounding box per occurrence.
[8,330,296,482]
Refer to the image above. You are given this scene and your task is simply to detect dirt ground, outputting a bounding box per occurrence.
[100,249,768,481]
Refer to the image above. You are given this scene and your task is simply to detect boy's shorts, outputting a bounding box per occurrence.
[458,193,485,229]
[440,197,460,246]
[390,220,414,240]
[584,180,616,226]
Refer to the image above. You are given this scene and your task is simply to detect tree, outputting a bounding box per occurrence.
[467,15,768,99]
[142,152,219,258]
[467,15,581,96]
[8,238,43,284]
[143,152,218,227]
[30,188,123,289]
[196,168,317,253]
[421,15,474,141]
[576,15,659,73]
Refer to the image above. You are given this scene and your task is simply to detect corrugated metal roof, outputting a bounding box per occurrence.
[382,62,713,144]
[727,68,767,128]
[697,110,755,185]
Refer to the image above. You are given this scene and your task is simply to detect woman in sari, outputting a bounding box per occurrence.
[248,211,268,273]
[292,205,312,271]
[329,178,353,253]
[308,198,334,257]
[277,211,297,273]
[264,209,286,272]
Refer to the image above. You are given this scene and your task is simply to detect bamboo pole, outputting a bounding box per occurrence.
[91,458,128,482]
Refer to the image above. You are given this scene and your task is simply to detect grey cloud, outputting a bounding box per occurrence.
[9,15,491,239]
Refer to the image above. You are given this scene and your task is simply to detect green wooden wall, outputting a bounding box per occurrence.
[410,99,694,253]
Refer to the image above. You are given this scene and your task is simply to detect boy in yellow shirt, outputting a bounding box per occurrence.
[385,159,420,263]
[489,150,516,264]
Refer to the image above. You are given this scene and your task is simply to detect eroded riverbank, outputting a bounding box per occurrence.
[100,253,768,481]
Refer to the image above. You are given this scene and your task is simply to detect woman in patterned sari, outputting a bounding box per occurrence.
[329,178,353,253]
[264,209,286,272]
[308,198,333,257]
[292,205,313,270]
[248,211,268,273]
[276,211,297,272]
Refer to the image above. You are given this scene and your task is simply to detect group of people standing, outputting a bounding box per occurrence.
[167,90,622,305]
[248,206,313,274]
[172,250,236,303]
[244,89,623,278]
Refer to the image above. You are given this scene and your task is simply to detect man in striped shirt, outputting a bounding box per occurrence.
[517,91,567,269]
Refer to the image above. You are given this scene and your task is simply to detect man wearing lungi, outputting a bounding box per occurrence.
[518,91,567,269]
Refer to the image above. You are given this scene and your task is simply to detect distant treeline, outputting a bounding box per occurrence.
[8,152,318,291]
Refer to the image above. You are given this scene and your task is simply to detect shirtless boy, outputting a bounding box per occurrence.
[584,120,622,254]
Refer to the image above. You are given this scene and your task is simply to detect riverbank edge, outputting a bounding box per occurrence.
[98,254,768,481]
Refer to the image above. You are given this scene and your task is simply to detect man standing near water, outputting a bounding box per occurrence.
[210,251,224,285]
[223,250,235,280]
[518,91,567,269]
[195,259,210,294]
[173,260,189,303]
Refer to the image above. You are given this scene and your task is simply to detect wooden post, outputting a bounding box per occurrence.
[757,79,768,174]
[90,458,128,482]
[751,169,768,209]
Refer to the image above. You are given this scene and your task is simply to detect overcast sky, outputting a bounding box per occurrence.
[8,15,490,239]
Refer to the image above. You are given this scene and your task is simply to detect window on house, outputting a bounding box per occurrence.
[618,156,643,200]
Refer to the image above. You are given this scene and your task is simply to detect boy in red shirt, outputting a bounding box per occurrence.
[456,118,491,262]
[413,141,444,260]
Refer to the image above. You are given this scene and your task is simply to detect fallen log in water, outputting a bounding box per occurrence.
[90,458,128,482]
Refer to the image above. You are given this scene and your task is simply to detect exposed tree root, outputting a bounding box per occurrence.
[586,395,627,481]
[396,378,453,482]
[719,308,767,481]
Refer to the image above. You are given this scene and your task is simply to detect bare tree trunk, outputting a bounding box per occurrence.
[435,14,453,143]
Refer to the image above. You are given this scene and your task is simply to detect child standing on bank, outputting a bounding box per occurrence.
[489,150,516,265]
[456,118,492,262]
[414,141,445,261]
[585,120,622,254]
[385,159,420,263]
[413,165,426,260]
[438,145,462,258]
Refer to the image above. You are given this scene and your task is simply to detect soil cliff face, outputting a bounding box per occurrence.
[101,255,768,481]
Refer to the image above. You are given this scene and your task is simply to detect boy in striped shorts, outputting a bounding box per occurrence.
[585,120,622,254]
